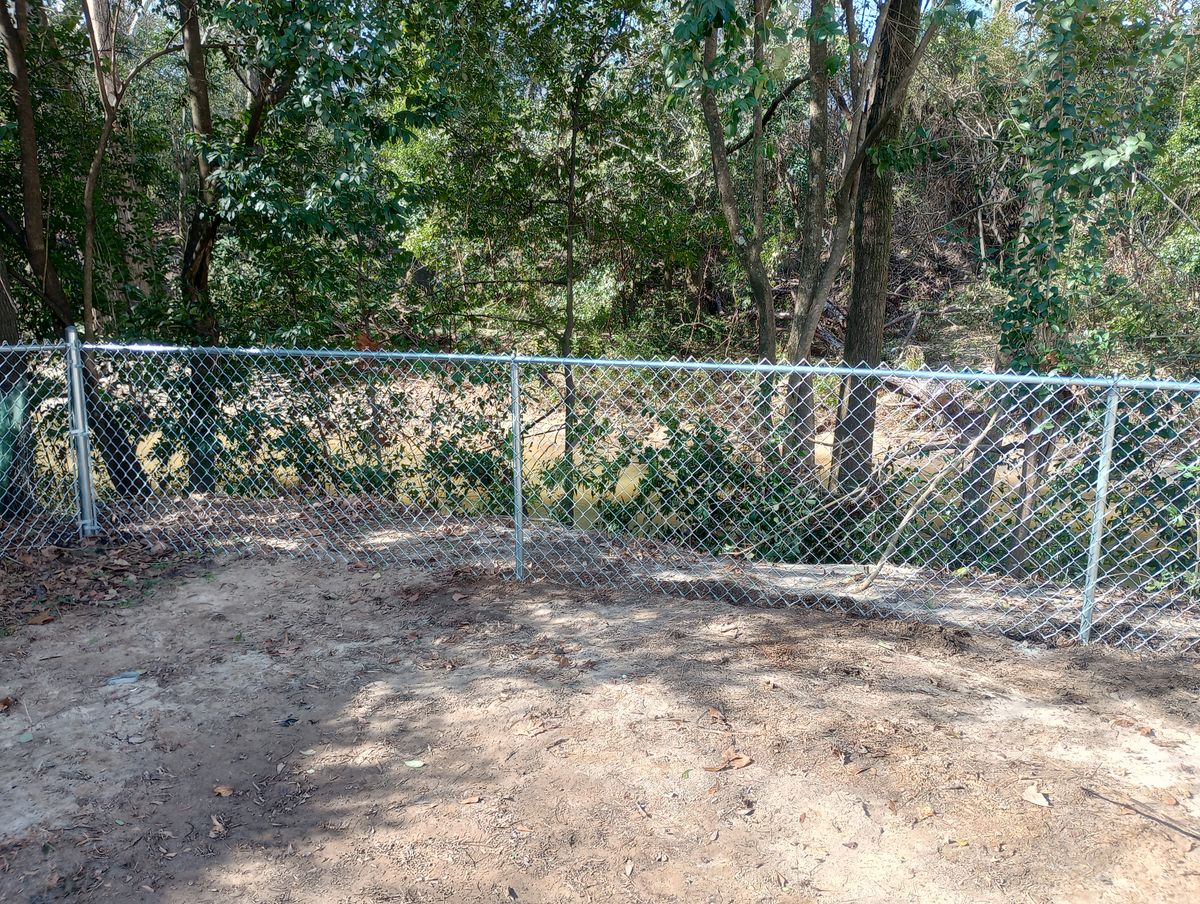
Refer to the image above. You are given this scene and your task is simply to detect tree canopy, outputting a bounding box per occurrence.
[1,0,1197,376]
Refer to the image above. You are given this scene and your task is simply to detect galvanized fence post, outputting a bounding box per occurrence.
[64,325,99,537]
[510,355,526,580]
[1079,380,1120,643]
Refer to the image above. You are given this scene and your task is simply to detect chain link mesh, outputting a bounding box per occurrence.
[0,344,78,552]
[83,347,514,569]
[3,341,1199,654]
[519,364,1118,644]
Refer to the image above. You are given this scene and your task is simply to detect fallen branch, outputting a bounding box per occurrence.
[855,408,1003,592]
[1082,786,1200,843]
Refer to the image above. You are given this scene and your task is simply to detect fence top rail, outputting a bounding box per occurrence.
[76,340,1200,393]
[0,342,67,353]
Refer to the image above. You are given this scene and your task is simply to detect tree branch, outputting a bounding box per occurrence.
[1133,166,1200,237]
[835,14,940,203]
[0,206,26,249]
[727,73,812,154]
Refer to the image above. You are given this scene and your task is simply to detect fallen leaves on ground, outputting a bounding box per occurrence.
[702,746,753,772]
[1,540,194,632]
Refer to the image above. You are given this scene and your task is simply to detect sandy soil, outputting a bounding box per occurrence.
[2,555,1199,903]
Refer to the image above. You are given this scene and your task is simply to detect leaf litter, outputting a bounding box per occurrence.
[702,746,753,772]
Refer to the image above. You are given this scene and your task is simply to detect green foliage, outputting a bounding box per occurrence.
[2,0,1199,375]
[115,356,515,517]
[665,0,803,135]
[993,0,1194,372]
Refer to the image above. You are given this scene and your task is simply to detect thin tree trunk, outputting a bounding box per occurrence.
[960,417,1004,559]
[179,0,221,492]
[1,0,151,499]
[782,0,831,475]
[81,0,116,340]
[1009,396,1045,575]
[560,104,580,526]
[0,1,73,328]
[698,24,775,363]
[748,0,775,365]
[177,0,279,493]
[697,12,777,460]
[82,114,117,341]
[81,0,155,333]
[831,0,922,490]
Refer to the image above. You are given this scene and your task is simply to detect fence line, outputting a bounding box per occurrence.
[79,338,1200,392]
[3,330,1200,653]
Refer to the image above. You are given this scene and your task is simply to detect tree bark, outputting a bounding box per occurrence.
[0,263,18,343]
[1,0,151,499]
[781,0,940,476]
[82,114,118,341]
[699,22,775,364]
[81,0,151,338]
[177,0,280,493]
[560,101,580,526]
[697,11,777,458]
[179,0,222,492]
[0,1,73,328]
[782,0,832,475]
[831,0,922,490]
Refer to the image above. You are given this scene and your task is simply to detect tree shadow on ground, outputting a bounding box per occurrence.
[1,558,1197,904]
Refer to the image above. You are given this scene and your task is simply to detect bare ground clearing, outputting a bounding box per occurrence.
[1,555,1199,903]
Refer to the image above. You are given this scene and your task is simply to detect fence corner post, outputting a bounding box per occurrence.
[1080,379,1120,643]
[510,355,526,580]
[64,325,99,538]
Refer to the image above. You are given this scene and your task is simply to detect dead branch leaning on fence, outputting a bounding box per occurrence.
[855,408,1004,592]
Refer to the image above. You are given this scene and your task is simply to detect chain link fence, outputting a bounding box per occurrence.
[3,332,1200,653]
[0,341,79,550]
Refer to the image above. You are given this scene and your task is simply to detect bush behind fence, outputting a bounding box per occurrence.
[3,336,1200,653]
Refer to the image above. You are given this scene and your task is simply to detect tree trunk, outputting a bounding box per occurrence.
[180,0,221,493]
[1,0,151,499]
[81,0,152,335]
[0,1,73,329]
[177,0,279,494]
[1007,388,1055,576]
[831,0,922,490]
[559,104,580,526]
[699,24,775,363]
[82,114,117,341]
[748,0,774,365]
[182,220,221,493]
[782,0,831,475]
[698,13,777,459]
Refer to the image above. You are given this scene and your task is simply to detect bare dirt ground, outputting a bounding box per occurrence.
[2,550,1200,903]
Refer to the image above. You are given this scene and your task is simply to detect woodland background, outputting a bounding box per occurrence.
[2,0,1199,373]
